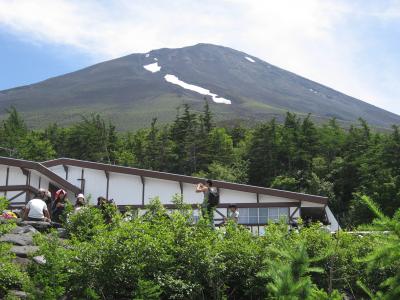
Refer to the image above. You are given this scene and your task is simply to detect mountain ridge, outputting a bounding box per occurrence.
[1,43,399,129]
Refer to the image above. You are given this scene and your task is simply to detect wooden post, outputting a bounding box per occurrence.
[105,171,110,199]
[4,167,9,198]
[140,176,145,206]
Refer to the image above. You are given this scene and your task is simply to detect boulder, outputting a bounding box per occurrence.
[8,290,27,299]
[18,221,52,232]
[11,245,39,258]
[57,228,68,238]
[11,225,39,235]
[33,255,46,265]
[0,233,33,246]
[12,257,31,268]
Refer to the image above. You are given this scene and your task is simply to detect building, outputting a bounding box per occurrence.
[0,156,339,232]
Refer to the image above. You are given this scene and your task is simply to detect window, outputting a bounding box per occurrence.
[249,208,258,224]
[237,207,290,225]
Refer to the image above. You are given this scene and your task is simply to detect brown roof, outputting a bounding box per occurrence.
[42,158,328,204]
[0,157,81,194]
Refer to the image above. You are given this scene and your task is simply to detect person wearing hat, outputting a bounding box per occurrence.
[74,193,86,213]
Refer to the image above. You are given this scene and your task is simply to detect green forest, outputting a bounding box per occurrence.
[1,104,400,299]
[1,103,400,226]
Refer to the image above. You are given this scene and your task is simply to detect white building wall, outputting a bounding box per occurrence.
[219,189,257,204]
[8,167,26,185]
[0,165,7,186]
[289,207,300,218]
[182,182,203,204]
[259,195,298,203]
[67,166,83,189]
[325,206,340,232]
[48,165,66,179]
[83,168,107,204]
[108,172,142,206]
[301,201,324,208]
[29,171,42,190]
[144,178,180,204]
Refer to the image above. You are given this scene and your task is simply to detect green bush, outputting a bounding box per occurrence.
[63,206,106,241]
[23,196,399,299]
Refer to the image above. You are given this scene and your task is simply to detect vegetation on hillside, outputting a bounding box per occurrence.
[1,104,400,226]
[1,195,399,299]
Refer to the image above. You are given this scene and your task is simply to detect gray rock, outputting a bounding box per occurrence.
[12,257,31,268]
[11,245,39,258]
[0,233,33,246]
[18,221,52,232]
[33,255,46,265]
[8,290,27,299]
[57,228,68,238]
[11,225,38,235]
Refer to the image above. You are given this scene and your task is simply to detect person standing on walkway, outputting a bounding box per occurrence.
[196,179,219,225]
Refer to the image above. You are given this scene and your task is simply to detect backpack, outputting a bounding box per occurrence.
[207,187,220,207]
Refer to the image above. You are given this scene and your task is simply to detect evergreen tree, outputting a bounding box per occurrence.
[248,119,279,186]
[0,106,27,157]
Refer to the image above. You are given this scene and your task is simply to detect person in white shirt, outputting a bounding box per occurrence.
[225,204,239,223]
[24,192,51,222]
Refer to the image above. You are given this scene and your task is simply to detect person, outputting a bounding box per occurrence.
[97,196,108,208]
[51,189,69,223]
[225,204,239,223]
[196,179,219,224]
[97,196,115,223]
[74,193,86,213]
[24,191,51,222]
[44,190,52,215]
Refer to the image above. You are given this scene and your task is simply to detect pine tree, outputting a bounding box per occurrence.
[247,119,279,186]
[357,196,400,300]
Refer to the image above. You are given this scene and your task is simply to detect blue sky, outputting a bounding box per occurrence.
[0,0,399,114]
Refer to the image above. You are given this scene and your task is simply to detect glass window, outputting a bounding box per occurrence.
[249,208,258,224]
[259,226,266,236]
[238,208,249,224]
[259,208,268,224]
[279,208,289,221]
[268,207,279,222]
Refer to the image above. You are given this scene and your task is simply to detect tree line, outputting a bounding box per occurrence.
[1,104,400,227]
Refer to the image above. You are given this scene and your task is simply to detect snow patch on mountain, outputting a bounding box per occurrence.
[245,56,255,63]
[164,74,231,104]
[145,53,150,57]
[143,62,161,73]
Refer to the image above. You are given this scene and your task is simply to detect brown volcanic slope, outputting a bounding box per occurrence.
[0,43,399,130]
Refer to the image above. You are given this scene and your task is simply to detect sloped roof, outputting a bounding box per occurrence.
[0,156,81,194]
[43,158,328,204]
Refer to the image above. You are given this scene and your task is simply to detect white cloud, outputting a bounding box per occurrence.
[0,0,399,114]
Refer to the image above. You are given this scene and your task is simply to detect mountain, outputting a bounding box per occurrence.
[1,43,399,130]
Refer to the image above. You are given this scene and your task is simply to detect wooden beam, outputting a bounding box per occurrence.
[179,181,183,196]
[118,201,301,210]
[80,168,85,194]
[63,164,69,180]
[105,171,110,199]
[0,185,38,194]
[8,191,26,201]
[4,167,9,198]
[140,176,145,206]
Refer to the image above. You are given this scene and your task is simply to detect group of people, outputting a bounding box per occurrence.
[22,179,236,225]
[196,179,239,225]
[23,188,86,223]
